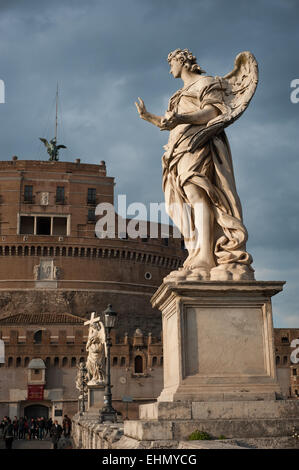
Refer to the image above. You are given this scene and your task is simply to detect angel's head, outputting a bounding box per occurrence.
[167,49,205,78]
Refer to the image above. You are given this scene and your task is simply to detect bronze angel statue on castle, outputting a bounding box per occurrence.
[136,49,258,282]
[39,137,67,161]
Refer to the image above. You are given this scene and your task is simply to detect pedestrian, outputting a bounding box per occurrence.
[45,418,52,437]
[13,416,18,439]
[18,417,25,440]
[62,414,72,437]
[24,417,29,439]
[29,418,36,440]
[38,417,45,440]
[3,418,14,449]
[50,420,62,449]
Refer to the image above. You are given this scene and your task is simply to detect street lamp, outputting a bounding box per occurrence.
[99,304,118,423]
[79,362,87,415]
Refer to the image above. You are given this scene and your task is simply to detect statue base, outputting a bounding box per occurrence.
[124,399,299,440]
[123,279,299,441]
[151,279,283,402]
[87,383,105,411]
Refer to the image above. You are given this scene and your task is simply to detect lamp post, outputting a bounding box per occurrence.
[99,304,118,423]
[79,362,87,415]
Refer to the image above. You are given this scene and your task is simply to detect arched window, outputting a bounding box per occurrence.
[283,356,288,365]
[24,357,30,367]
[16,357,21,368]
[113,357,118,367]
[33,330,42,344]
[276,356,280,365]
[120,357,126,367]
[134,355,143,373]
[71,357,76,367]
[54,357,59,367]
[62,357,68,367]
[152,356,157,367]
[8,357,13,367]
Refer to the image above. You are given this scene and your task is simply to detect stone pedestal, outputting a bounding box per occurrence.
[124,280,299,442]
[152,280,283,402]
[87,383,105,412]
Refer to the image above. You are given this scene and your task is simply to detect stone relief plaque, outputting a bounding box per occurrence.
[40,192,49,206]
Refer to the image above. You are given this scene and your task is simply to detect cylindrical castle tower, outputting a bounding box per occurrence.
[0,156,185,336]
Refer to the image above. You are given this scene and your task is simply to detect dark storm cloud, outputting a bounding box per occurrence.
[0,0,298,327]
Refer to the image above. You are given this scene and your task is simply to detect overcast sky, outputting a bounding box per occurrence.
[0,0,298,328]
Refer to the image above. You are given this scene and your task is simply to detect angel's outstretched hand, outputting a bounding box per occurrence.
[135,97,147,119]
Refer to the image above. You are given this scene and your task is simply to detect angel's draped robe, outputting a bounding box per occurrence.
[162,76,253,268]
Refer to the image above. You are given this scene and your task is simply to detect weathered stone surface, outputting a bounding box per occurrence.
[124,420,173,441]
[172,418,299,440]
[72,412,299,449]
[191,399,299,420]
[152,280,282,403]
[139,401,192,420]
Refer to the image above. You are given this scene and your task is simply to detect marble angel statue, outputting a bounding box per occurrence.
[136,49,258,281]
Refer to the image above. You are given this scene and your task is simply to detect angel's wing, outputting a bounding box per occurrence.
[212,50,258,126]
[189,51,258,151]
[98,321,107,357]
[39,138,49,148]
[57,145,67,150]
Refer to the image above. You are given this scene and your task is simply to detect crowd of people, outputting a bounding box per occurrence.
[0,415,72,449]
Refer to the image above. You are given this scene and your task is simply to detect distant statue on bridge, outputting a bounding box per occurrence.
[84,312,107,385]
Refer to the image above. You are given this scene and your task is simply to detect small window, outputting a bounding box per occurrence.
[62,357,68,367]
[113,357,118,367]
[276,356,280,365]
[36,217,51,235]
[283,356,288,365]
[162,238,169,246]
[71,357,76,367]
[24,357,30,367]
[8,357,13,367]
[20,216,34,234]
[293,369,297,376]
[16,357,22,368]
[141,238,148,243]
[56,187,65,204]
[54,357,59,367]
[120,357,126,367]
[87,188,96,205]
[24,185,33,203]
[134,355,143,373]
[281,336,289,343]
[34,369,40,375]
[34,330,42,344]
[152,356,157,367]
[88,209,96,222]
